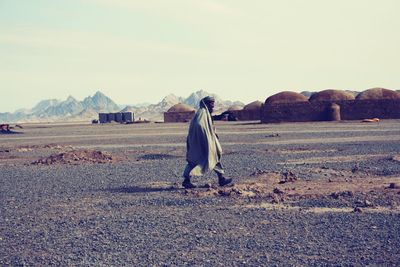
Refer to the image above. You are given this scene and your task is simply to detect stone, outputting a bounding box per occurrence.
[353,207,363,213]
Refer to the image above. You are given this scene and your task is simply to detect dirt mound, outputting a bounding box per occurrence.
[32,150,114,165]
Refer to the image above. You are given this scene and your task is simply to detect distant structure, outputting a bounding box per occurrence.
[98,112,134,123]
[309,89,355,102]
[225,101,263,121]
[240,100,263,120]
[0,124,10,131]
[355,87,400,100]
[261,88,400,123]
[265,91,308,105]
[227,105,243,112]
[164,103,195,122]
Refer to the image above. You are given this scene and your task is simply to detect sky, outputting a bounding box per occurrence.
[1,0,400,112]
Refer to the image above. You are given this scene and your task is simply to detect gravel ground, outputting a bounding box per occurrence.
[1,120,400,266]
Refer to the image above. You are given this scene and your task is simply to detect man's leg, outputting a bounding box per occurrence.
[214,162,232,186]
[182,163,197,189]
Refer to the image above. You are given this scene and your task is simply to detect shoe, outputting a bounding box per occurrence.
[218,176,233,187]
[182,179,197,189]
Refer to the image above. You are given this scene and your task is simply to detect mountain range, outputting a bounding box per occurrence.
[0,90,244,123]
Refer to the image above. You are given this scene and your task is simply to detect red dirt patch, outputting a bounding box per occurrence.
[32,150,114,165]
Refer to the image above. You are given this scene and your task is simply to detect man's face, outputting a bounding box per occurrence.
[206,101,215,113]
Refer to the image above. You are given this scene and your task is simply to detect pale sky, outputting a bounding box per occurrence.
[1,0,399,112]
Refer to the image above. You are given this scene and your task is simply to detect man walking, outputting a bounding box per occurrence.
[182,96,233,189]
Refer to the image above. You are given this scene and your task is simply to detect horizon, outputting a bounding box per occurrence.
[3,86,399,113]
[3,89,247,113]
[1,0,400,112]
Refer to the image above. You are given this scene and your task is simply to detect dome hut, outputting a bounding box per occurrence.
[164,103,196,123]
[309,89,355,102]
[235,100,263,121]
[355,88,400,100]
[211,105,242,121]
[167,103,195,113]
[227,105,243,111]
[265,91,308,105]
[243,100,263,111]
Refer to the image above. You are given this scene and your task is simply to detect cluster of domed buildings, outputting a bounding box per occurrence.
[261,87,400,123]
[164,88,400,123]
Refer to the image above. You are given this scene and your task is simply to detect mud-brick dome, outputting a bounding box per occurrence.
[243,100,263,110]
[309,89,355,102]
[356,88,400,100]
[227,105,243,111]
[265,91,308,105]
[167,103,195,112]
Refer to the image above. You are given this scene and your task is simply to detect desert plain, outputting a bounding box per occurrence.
[1,120,400,266]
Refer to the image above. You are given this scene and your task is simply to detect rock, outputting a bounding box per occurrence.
[364,200,373,207]
[353,207,363,213]
[204,183,212,188]
[250,169,269,176]
[355,199,373,207]
[355,200,363,206]
[391,155,400,162]
[273,188,284,194]
[330,191,354,199]
[351,165,359,173]
[218,190,231,197]
[388,183,400,189]
[266,133,280,138]
[279,171,297,183]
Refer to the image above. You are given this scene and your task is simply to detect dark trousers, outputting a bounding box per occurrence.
[183,162,225,179]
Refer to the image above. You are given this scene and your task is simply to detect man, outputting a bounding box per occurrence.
[182,96,233,189]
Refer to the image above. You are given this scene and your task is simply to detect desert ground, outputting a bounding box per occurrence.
[1,120,400,266]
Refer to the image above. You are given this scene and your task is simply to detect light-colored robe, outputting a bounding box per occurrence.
[185,100,223,176]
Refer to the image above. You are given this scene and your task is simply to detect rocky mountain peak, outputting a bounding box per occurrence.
[65,95,78,103]
[184,90,223,108]
[93,90,105,97]
[1,90,243,123]
[83,91,120,112]
[161,94,182,104]
[31,99,60,113]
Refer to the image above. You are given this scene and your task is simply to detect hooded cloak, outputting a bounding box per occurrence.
[185,98,222,176]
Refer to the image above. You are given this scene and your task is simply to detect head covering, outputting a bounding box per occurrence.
[202,96,215,103]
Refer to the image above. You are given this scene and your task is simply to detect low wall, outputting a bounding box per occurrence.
[341,99,400,120]
[261,99,400,123]
[228,110,261,121]
[164,111,195,123]
[237,110,261,121]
